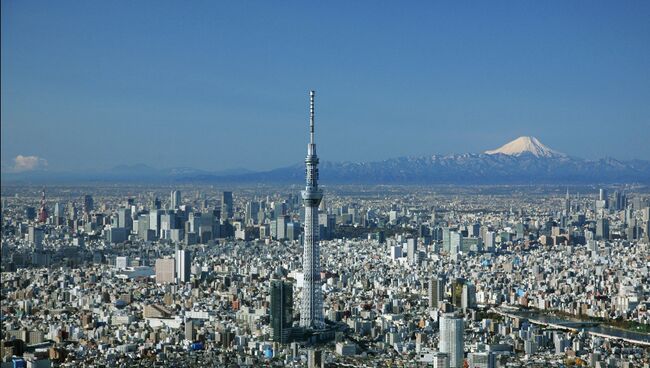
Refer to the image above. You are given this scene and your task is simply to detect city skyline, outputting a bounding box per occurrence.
[3,2,650,366]
[2,1,650,174]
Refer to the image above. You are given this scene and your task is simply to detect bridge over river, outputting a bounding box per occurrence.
[493,307,650,347]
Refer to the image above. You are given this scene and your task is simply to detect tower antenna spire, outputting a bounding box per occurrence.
[309,90,315,144]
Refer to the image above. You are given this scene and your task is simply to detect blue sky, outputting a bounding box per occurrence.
[2,1,649,172]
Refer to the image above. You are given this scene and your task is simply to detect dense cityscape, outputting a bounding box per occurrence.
[3,3,650,367]
[1,180,649,367]
[2,94,649,367]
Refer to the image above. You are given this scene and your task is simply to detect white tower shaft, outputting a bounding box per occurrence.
[300,90,324,329]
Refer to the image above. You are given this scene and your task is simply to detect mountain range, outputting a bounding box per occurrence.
[3,137,650,184]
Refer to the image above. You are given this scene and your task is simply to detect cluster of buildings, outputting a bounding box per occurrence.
[1,95,649,367]
[2,182,649,367]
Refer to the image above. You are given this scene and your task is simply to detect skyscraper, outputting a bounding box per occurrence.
[83,194,94,214]
[406,237,418,265]
[171,190,181,209]
[428,276,444,309]
[440,314,464,368]
[28,226,44,251]
[564,188,571,214]
[175,249,191,284]
[245,201,259,225]
[300,90,324,329]
[270,280,294,343]
[221,191,233,220]
[117,207,133,230]
[38,188,48,223]
[596,218,609,240]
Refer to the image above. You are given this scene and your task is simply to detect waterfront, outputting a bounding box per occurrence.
[496,308,650,346]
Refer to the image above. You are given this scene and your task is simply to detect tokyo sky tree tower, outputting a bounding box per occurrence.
[300,90,324,329]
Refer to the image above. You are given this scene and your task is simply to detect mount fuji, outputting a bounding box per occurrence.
[485,136,566,158]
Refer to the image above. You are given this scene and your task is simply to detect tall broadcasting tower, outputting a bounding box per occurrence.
[300,90,324,329]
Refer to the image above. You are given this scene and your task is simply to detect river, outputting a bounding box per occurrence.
[495,308,650,346]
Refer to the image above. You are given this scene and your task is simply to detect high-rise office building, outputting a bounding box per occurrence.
[152,196,162,210]
[270,280,294,343]
[596,218,609,240]
[596,188,609,210]
[137,214,151,239]
[117,207,133,231]
[245,201,260,225]
[300,91,324,329]
[318,213,336,240]
[52,202,64,226]
[287,221,300,241]
[407,237,418,265]
[149,210,161,238]
[450,231,462,256]
[440,314,464,368]
[564,188,571,214]
[613,191,626,211]
[428,277,442,309]
[428,275,446,308]
[484,231,496,251]
[175,249,191,283]
[83,195,94,214]
[221,191,233,220]
[599,188,607,201]
[160,211,177,237]
[28,226,44,251]
[461,284,477,310]
[452,279,465,308]
[276,215,288,240]
[38,188,48,223]
[67,202,77,221]
[171,190,181,209]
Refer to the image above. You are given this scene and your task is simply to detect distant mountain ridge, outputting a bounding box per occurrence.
[195,153,650,184]
[3,138,649,184]
[182,137,650,184]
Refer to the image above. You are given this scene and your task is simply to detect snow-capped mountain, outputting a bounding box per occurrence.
[198,137,649,184]
[5,138,649,184]
[485,136,566,158]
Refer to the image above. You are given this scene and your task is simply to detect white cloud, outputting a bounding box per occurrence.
[13,155,48,172]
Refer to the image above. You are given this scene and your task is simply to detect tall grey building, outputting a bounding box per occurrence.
[300,91,324,329]
[175,248,191,284]
[28,226,44,251]
[171,190,181,209]
[149,210,161,237]
[270,280,294,343]
[117,207,132,231]
[83,194,94,214]
[440,314,464,368]
[245,201,259,225]
[564,188,571,214]
[428,276,444,309]
[596,218,609,240]
[406,237,418,265]
[221,191,233,220]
